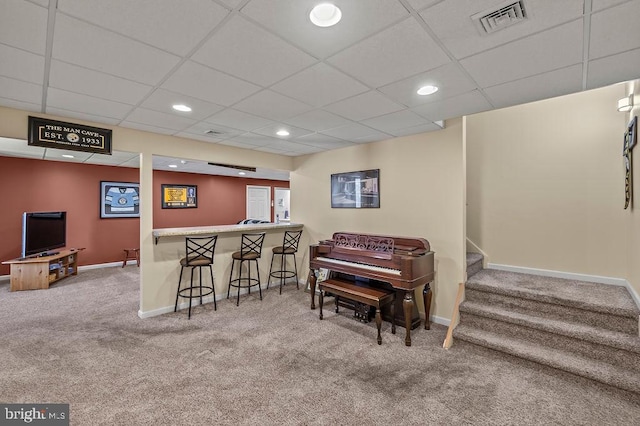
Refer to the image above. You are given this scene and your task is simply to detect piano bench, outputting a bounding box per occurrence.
[318,279,395,345]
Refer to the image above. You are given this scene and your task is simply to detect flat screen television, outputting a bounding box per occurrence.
[21,211,67,257]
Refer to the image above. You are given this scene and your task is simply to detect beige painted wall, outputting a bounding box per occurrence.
[291,118,466,323]
[624,80,640,298]
[466,84,630,283]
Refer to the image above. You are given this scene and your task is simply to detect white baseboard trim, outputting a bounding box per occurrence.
[487,263,640,310]
[0,261,135,283]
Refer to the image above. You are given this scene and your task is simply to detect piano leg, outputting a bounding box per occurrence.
[308,269,317,310]
[375,308,382,345]
[423,283,432,330]
[402,291,414,346]
[318,288,323,320]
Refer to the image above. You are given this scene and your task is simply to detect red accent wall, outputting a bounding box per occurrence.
[0,156,288,275]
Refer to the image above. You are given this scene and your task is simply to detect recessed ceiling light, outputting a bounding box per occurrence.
[168,164,178,168]
[62,154,74,158]
[310,3,342,27]
[172,104,192,112]
[276,129,290,136]
[238,171,246,176]
[417,85,438,96]
[180,160,187,164]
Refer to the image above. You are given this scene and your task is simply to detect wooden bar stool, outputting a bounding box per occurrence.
[122,248,140,267]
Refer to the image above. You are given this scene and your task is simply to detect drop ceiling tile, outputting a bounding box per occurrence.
[85,151,139,166]
[378,62,478,108]
[233,90,314,122]
[141,89,224,121]
[119,157,143,168]
[45,107,122,126]
[204,109,275,132]
[52,14,181,85]
[58,0,229,55]
[217,139,259,150]
[44,148,93,162]
[241,0,410,58]
[589,1,640,59]
[251,124,313,139]
[0,137,45,158]
[47,88,132,120]
[162,61,261,106]
[49,60,152,105]
[0,0,48,55]
[0,98,41,113]
[218,0,242,9]
[125,107,197,132]
[412,90,492,121]
[324,91,404,121]
[587,47,640,90]
[0,75,42,105]
[320,123,391,141]
[29,0,50,6]
[181,121,244,140]
[484,64,583,109]
[284,109,352,132]
[0,44,44,84]
[390,122,444,137]
[229,133,278,147]
[406,0,440,11]
[460,20,583,88]
[173,131,223,144]
[271,63,369,107]
[192,15,316,87]
[119,121,177,136]
[294,133,355,149]
[592,0,631,12]
[422,0,584,59]
[327,17,450,88]
[362,110,432,134]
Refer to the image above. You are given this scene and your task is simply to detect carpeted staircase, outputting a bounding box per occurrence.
[455,253,640,394]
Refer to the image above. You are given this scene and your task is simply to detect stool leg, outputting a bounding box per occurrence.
[198,266,204,306]
[391,302,396,334]
[227,259,235,299]
[267,254,275,290]
[188,267,194,319]
[279,253,285,294]
[293,254,299,289]
[209,265,217,311]
[175,266,184,312]
[256,260,262,300]
[236,260,242,307]
[376,308,382,345]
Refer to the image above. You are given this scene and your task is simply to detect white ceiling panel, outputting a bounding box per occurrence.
[589,1,640,59]
[328,17,450,88]
[161,61,261,106]
[233,90,314,122]
[422,0,584,60]
[0,0,48,55]
[484,64,583,109]
[125,108,197,132]
[324,91,404,122]
[271,63,369,107]
[52,14,181,85]
[284,109,352,132]
[378,62,478,108]
[0,1,639,167]
[240,0,410,59]
[204,109,275,132]
[46,88,132,120]
[49,60,152,105]
[0,75,42,105]
[587,47,640,90]
[192,15,316,87]
[140,89,225,121]
[0,44,44,84]
[44,148,93,162]
[251,124,314,139]
[460,20,584,88]
[85,151,139,166]
[0,137,45,158]
[412,90,493,121]
[58,0,230,56]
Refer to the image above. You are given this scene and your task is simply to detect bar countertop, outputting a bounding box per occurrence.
[152,222,303,243]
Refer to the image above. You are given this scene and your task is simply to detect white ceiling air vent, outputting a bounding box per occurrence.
[204,130,224,136]
[471,0,528,35]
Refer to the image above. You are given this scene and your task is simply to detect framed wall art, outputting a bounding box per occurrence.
[161,184,197,209]
[100,181,140,218]
[331,169,380,208]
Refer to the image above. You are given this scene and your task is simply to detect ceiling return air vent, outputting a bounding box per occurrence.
[471,0,528,35]
[204,129,225,136]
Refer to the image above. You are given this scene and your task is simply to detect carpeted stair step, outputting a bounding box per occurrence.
[466,252,483,278]
[459,301,640,371]
[466,269,639,335]
[453,324,640,394]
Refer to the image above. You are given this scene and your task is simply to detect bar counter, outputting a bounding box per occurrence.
[142,222,304,317]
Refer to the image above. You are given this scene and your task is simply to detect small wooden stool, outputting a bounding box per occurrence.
[122,248,140,267]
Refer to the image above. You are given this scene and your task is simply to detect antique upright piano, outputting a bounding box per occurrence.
[308,232,435,346]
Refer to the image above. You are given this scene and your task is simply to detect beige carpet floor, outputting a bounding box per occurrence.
[1,267,639,425]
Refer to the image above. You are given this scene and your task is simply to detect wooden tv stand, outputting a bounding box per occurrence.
[2,248,83,291]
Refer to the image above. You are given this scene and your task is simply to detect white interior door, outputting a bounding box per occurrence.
[274,187,291,222]
[246,185,271,222]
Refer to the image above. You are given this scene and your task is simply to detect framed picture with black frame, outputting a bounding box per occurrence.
[161,184,197,209]
[100,181,140,218]
[331,169,380,208]
[627,115,637,151]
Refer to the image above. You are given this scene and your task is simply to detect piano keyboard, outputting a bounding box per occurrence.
[316,257,401,276]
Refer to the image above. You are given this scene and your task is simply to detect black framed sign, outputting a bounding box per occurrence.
[28,116,112,155]
[161,184,197,209]
[331,169,380,208]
